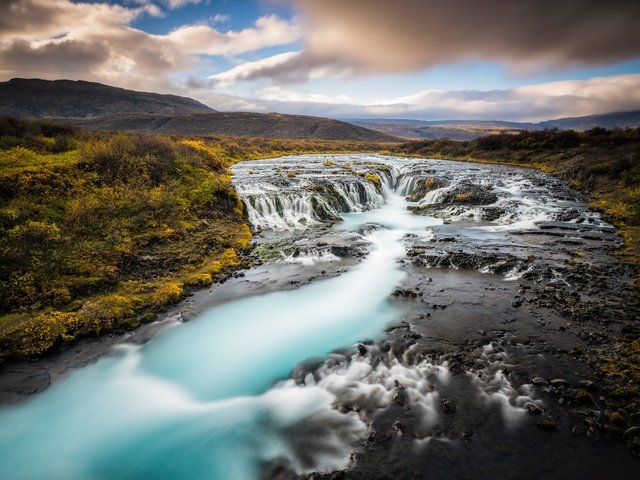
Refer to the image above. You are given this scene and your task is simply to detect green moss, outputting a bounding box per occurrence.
[602,423,626,437]
[608,386,639,400]
[574,389,593,405]
[608,411,628,427]
[537,419,557,431]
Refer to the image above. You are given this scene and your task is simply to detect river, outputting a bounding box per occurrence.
[0,154,637,479]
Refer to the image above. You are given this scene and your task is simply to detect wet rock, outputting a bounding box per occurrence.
[607,386,639,400]
[329,245,352,257]
[537,419,557,431]
[550,379,569,388]
[393,288,417,298]
[623,426,640,438]
[574,389,593,406]
[526,403,544,415]
[366,430,392,446]
[578,380,598,392]
[407,176,447,201]
[392,421,405,434]
[441,398,456,414]
[608,411,628,427]
[438,183,499,206]
[602,423,626,437]
[532,377,549,386]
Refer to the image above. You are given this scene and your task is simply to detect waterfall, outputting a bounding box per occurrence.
[238,179,391,231]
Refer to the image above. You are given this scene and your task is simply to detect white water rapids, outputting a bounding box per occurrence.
[1,154,587,479]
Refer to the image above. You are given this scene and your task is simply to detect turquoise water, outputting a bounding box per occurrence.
[0,189,439,480]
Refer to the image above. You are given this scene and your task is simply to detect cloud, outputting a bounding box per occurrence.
[165,0,203,9]
[255,85,356,104]
[168,15,302,56]
[211,14,231,24]
[208,50,355,86]
[190,73,640,122]
[224,0,640,85]
[0,0,301,92]
[209,52,312,86]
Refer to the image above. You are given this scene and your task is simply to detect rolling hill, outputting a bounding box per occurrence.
[72,112,399,141]
[0,78,397,141]
[0,78,215,119]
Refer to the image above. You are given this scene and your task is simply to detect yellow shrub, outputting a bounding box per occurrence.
[184,273,213,287]
[78,294,138,336]
[149,283,184,308]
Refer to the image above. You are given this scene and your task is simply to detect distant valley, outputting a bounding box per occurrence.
[349,111,640,140]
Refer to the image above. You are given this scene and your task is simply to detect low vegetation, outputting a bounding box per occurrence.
[0,118,384,360]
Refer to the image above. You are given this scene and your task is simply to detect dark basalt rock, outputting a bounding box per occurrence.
[437,183,499,205]
[407,176,448,201]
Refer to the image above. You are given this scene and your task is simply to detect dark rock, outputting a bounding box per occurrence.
[578,380,598,392]
[526,403,544,415]
[537,419,557,431]
[532,377,549,386]
[574,389,593,406]
[623,426,640,438]
[441,398,456,414]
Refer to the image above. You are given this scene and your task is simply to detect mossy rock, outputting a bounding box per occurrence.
[537,419,557,431]
[609,411,628,427]
[574,389,593,405]
[602,423,626,437]
[608,386,639,400]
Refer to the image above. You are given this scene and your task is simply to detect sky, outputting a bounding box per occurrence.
[1,0,640,121]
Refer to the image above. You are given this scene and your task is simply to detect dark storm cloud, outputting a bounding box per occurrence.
[0,39,111,74]
[296,0,640,71]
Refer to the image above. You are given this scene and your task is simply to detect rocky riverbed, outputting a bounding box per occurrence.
[232,154,640,478]
[0,154,637,480]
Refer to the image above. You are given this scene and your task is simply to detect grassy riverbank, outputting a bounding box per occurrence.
[0,118,385,360]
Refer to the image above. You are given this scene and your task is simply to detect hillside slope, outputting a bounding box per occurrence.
[539,110,640,130]
[73,112,400,141]
[0,78,215,119]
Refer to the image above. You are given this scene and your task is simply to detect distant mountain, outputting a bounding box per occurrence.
[0,78,215,119]
[347,111,640,140]
[536,110,640,130]
[72,112,400,142]
[347,120,524,141]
